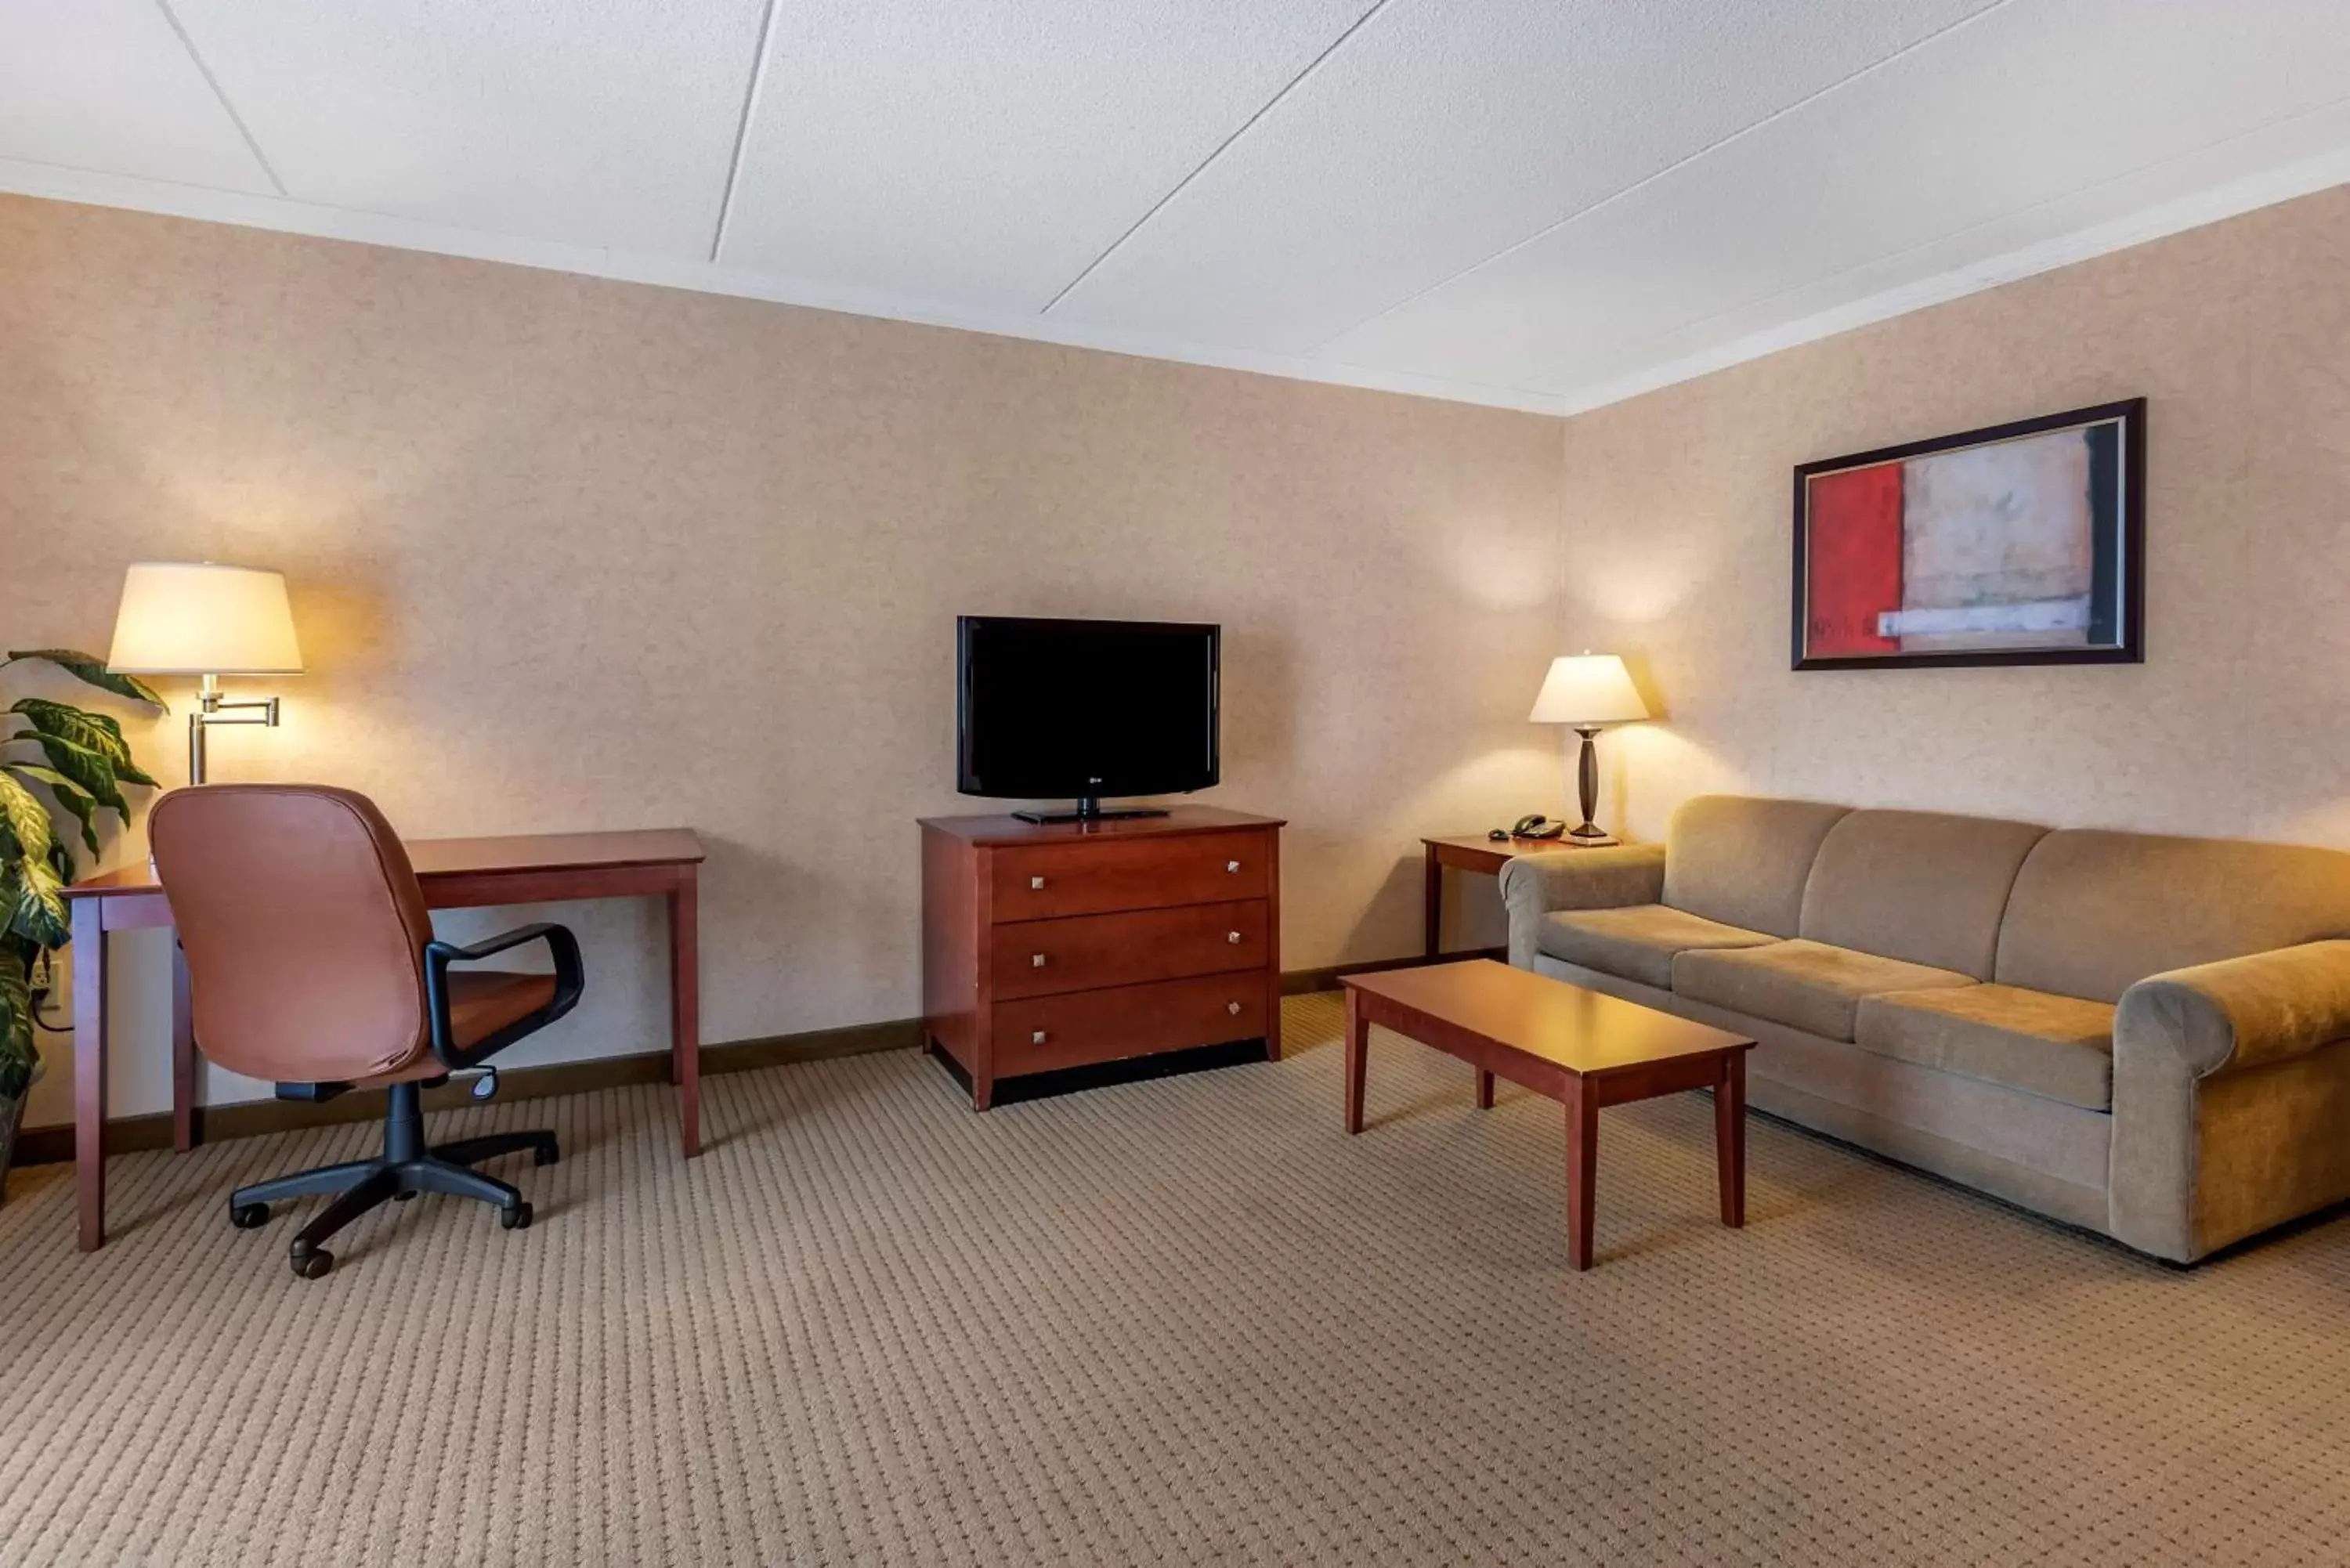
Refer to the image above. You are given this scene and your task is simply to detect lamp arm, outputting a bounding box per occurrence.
[186,676,283,785]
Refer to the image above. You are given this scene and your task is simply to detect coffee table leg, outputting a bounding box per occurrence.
[1564,1074,1597,1270]
[1475,1068,1495,1110]
[1716,1050,1747,1228]
[1343,988,1368,1135]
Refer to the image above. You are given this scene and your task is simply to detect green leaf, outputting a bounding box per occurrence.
[0,936,32,1102]
[6,854,67,950]
[3,649,165,710]
[10,698,133,767]
[0,768,51,866]
[8,732,132,829]
[5,761,99,854]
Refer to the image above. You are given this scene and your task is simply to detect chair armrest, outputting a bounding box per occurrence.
[1499,844,1666,970]
[2116,939,2350,1078]
[425,922,585,1071]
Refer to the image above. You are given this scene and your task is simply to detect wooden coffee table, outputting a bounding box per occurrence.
[1340,959,1755,1270]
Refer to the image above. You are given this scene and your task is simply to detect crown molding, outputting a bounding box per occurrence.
[4,147,2346,424]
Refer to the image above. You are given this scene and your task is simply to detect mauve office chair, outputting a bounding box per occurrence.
[150,784,584,1278]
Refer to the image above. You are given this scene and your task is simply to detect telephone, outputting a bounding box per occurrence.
[1490,814,1567,843]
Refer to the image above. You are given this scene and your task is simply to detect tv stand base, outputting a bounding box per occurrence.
[1011,797,1170,825]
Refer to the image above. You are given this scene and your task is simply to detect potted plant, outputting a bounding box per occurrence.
[0,649,162,1193]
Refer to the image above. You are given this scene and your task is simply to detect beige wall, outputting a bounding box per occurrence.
[1560,185,2350,853]
[2,196,1566,1129]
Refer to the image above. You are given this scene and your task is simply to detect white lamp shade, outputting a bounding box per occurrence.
[107,562,304,676]
[1528,653,1648,727]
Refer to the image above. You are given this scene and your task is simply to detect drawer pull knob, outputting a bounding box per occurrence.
[1032,1029,1047,1045]
[1227,930,1242,944]
[1031,953,1047,968]
[1029,876,1046,890]
[1227,1001,1242,1016]
[1227,860,1241,873]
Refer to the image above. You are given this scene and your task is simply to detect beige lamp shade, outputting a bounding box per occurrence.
[107,562,304,676]
[1528,652,1648,728]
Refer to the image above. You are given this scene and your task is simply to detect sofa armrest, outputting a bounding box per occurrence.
[2117,939,2350,1077]
[2110,939,2350,1262]
[1499,844,1666,970]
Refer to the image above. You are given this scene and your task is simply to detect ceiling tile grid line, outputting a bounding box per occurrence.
[1297,0,2023,357]
[708,0,784,263]
[1036,0,1397,316]
[1039,0,2019,358]
[150,0,284,196]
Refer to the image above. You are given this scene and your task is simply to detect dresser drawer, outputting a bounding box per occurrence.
[992,899,1267,1000]
[995,974,1270,1076]
[990,830,1270,919]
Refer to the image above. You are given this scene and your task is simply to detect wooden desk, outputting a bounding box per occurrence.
[60,827,705,1252]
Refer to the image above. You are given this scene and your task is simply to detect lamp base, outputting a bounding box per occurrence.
[1564,822,1618,848]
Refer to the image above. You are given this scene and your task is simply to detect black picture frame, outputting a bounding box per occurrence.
[1790,397,2146,670]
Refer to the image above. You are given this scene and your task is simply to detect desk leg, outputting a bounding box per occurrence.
[1564,1075,1597,1271]
[1423,847,1442,961]
[669,865,701,1158]
[73,899,109,1252]
[1716,1052,1746,1229]
[1475,1068,1495,1110]
[1343,988,1368,1135]
[172,944,197,1152]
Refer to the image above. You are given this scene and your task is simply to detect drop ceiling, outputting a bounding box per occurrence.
[4,0,2348,414]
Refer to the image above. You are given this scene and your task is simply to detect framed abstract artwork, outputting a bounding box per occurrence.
[1791,398,2145,670]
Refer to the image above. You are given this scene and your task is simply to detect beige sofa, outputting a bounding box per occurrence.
[1499,796,2350,1263]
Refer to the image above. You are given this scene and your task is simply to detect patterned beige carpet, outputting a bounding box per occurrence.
[2,992,2346,1565]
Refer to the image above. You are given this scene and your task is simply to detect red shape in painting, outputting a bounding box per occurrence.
[1805,462,1903,656]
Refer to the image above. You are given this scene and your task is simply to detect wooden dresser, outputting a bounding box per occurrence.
[920,807,1285,1108]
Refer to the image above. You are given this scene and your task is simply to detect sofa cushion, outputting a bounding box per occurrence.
[1855,985,2116,1111]
[1539,905,1774,989]
[1799,809,2048,978]
[1996,829,2350,1003]
[1672,939,1975,1042]
[1662,796,1850,938]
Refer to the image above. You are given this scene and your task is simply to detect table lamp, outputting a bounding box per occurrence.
[1528,652,1649,844]
[107,562,304,785]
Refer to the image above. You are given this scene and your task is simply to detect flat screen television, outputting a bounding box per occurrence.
[957,615,1220,823]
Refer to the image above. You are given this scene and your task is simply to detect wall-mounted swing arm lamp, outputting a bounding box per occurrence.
[106,562,305,785]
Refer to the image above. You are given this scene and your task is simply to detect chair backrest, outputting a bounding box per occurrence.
[1799,808,2049,979]
[149,785,435,1084]
[1995,829,2350,1003]
[1662,796,1850,937]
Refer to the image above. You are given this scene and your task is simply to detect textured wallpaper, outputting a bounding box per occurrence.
[1,196,1566,1125]
[1559,184,2350,854]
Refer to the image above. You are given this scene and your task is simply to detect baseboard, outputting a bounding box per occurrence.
[11,955,1488,1167]
[9,1016,925,1167]
[1279,948,1504,995]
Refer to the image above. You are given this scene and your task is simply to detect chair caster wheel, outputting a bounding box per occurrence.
[230,1202,269,1230]
[291,1248,333,1279]
[533,1143,559,1167]
[501,1201,533,1231]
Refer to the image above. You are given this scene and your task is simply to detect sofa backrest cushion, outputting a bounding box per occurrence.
[1798,809,2048,979]
[1664,796,1850,938]
[1996,829,2350,1003]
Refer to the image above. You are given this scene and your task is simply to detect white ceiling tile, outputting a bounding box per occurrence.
[0,0,272,193]
[717,0,1376,312]
[164,0,771,256]
[1314,0,2350,403]
[1045,0,2005,353]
